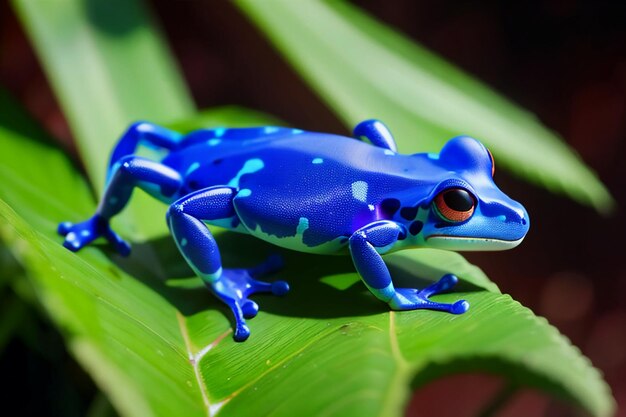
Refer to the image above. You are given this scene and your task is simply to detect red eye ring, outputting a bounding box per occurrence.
[487,149,495,177]
[434,188,475,222]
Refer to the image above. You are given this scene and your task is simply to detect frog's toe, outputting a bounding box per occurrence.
[242,300,259,319]
[234,323,251,342]
[243,256,288,297]
[245,276,290,298]
[414,274,469,314]
[103,228,131,257]
[62,234,84,252]
[451,300,470,314]
[390,284,469,314]
[209,262,289,342]
[57,221,74,236]
[248,254,284,278]
[418,274,458,298]
[271,280,290,296]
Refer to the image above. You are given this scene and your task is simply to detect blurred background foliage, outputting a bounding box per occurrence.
[1,0,625,416]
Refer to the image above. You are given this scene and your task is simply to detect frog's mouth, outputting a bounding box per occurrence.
[425,235,525,251]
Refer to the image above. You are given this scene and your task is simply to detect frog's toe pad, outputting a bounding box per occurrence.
[210,259,288,342]
[419,274,458,297]
[451,300,470,314]
[62,236,84,252]
[271,280,290,296]
[58,221,74,236]
[234,324,251,342]
[242,300,259,318]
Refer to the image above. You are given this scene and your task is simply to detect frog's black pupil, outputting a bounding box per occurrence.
[443,189,474,212]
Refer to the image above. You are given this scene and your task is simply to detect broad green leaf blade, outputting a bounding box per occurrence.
[168,106,285,133]
[12,0,195,240]
[11,0,194,191]
[0,98,614,416]
[0,97,283,416]
[236,0,614,214]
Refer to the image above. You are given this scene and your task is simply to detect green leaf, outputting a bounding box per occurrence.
[12,0,197,241]
[0,97,613,416]
[11,0,194,190]
[168,106,285,133]
[236,0,614,214]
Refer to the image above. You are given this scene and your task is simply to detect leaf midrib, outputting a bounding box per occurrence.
[176,311,214,416]
[380,311,413,417]
[0,199,215,415]
[217,324,346,412]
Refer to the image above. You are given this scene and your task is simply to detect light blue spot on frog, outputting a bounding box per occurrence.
[264,127,280,134]
[214,128,226,137]
[296,217,309,235]
[228,159,264,188]
[208,139,221,146]
[312,158,324,164]
[238,188,252,197]
[351,181,368,202]
[186,162,200,176]
[207,266,223,281]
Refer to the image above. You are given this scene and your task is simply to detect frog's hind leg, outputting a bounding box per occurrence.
[59,156,183,255]
[353,119,397,152]
[108,122,183,177]
[167,186,289,342]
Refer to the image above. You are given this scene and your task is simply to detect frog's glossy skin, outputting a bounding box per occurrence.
[58,120,529,341]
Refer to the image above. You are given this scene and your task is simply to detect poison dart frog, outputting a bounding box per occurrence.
[58,120,529,341]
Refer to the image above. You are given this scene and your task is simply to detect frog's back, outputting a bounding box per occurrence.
[162,127,426,253]
[163,127,420,187]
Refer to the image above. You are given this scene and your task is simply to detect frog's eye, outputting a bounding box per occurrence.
[487,149,495,177]
[434,188,475,222]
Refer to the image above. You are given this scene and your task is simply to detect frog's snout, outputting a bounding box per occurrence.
[502,200,530,242]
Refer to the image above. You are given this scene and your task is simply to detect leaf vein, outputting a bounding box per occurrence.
[176,311,213,416]
[223,325,342,404]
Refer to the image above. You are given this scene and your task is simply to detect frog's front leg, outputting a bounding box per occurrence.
[167,186,289,342]
[59,156,182,255]
[348,221,469,314]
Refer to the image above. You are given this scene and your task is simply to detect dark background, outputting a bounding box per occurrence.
[1,1,625,416]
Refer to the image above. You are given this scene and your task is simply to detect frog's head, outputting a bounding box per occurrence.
[418,136,529,251]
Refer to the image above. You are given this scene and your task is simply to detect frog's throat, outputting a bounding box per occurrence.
[425,235,525,251]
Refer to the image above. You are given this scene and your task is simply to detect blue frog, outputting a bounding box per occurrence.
[58,119,529,341]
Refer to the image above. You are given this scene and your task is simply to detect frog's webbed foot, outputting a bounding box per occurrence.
[58,215,131,256]
[389,274,469,314]
[210,255,289,342]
